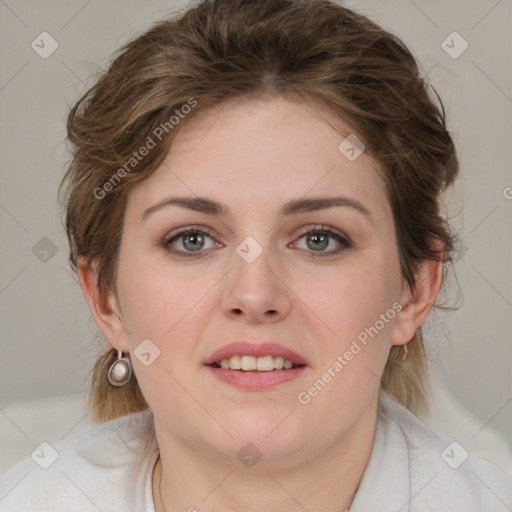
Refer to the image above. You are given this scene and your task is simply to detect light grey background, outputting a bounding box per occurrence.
[1,0,511,468]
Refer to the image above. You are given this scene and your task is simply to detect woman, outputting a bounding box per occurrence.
[1,0,510,510]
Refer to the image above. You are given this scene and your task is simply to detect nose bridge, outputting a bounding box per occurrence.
[232,233,278,293]
[221,232,291,321]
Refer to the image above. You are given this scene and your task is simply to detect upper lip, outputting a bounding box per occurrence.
[204,341,308,366]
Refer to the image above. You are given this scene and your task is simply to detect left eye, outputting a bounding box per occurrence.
[293,226,351,256]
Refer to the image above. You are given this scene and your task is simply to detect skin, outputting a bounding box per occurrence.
[79,96,442,511]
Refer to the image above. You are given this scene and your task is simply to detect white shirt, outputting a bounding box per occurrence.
[1,392,510,511]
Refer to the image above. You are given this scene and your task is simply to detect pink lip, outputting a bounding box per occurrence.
[203,341,308,366]
[205,365,306,390]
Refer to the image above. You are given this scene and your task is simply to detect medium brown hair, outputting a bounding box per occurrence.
[58,0,459,424]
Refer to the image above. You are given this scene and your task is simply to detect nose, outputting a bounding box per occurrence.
[221,241,292,324]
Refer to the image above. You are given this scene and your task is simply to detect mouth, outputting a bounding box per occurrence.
[204,342,308,390]
[208,355,304,371]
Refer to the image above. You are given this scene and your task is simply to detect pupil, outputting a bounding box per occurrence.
[308,233,328,251]
[184,233,203,251]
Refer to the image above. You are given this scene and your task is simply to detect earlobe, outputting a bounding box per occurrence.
[391,256,443,347]
[77,257,129,352]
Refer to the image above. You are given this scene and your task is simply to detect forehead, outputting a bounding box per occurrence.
[124,96,389,222]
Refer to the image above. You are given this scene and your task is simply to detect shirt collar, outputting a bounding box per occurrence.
[350,391,411,512]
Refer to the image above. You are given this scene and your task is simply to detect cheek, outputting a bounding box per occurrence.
[116,263,219,380]
[304,260,400,342]
[117,260,198,336]
[116,268,202,412]
[294,267,399,422]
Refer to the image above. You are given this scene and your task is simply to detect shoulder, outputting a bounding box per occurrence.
[379,392,512,512]
[0,409,158,512]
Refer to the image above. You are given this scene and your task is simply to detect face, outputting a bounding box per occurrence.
[108,96,408,467]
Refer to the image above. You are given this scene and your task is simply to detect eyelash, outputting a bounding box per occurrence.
[161,224,351,259]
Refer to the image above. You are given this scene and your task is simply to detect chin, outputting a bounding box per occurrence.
[202,416,313,469]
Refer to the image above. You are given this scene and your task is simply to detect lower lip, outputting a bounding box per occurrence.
[205,365,306,390]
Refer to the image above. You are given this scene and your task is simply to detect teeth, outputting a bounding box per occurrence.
[217,355,298,371]
[256,355,274,371]
[240,355,257,371]
[228,355,241,370]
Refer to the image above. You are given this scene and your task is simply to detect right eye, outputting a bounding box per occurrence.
[161,226,222,257]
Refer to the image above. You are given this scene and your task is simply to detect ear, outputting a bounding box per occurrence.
[391,252,443,347]
[77,257,130,352]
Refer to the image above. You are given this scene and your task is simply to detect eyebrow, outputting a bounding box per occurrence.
[141,195,372,222]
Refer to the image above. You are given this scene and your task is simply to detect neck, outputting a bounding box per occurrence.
[152,400,378,512]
